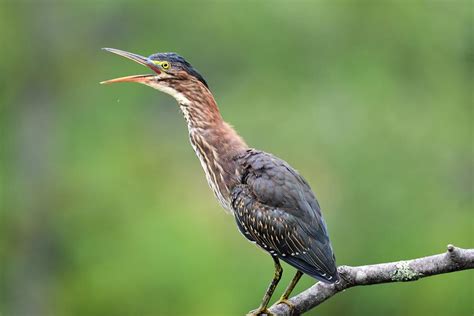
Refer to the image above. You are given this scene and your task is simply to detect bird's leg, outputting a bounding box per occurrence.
[247,257,283,316]
[274,270,303,311]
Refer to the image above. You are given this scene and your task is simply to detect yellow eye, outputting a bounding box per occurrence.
[161,61,170,69]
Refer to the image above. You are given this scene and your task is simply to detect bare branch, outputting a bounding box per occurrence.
[267,245,474,315]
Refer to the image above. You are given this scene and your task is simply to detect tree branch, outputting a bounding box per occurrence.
[267,245,474,315]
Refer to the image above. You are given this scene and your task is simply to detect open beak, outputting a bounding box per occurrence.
[100,48,161,84]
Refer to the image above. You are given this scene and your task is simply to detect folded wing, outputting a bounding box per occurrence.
[231,149,338,283]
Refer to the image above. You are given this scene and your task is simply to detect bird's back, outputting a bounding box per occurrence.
[231,149,338,283]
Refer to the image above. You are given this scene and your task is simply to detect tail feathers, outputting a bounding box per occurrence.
[282,256,339,284]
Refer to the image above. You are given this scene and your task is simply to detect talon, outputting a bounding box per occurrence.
[247,308,274,316]
[275,298,295,311]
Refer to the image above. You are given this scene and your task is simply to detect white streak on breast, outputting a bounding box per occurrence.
[189,132,233,214]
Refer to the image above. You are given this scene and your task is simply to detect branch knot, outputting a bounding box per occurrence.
[447,244,463,264]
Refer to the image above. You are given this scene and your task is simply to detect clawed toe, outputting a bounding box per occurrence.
[273,298,296,315]
[247,307,274,316]
[275,298,294,308]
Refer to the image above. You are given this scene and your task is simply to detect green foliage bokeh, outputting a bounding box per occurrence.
[1,1,472,315]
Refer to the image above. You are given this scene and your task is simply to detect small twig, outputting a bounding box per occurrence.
[266,245,474,315]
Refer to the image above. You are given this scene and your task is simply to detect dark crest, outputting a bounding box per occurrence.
[149,52,208,88]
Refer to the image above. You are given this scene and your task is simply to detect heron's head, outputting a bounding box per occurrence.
[101,48,209,103]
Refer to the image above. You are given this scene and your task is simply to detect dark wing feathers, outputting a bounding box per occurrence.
[232,149,338,283]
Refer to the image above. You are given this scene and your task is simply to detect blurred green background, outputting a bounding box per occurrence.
[1,1,472,315]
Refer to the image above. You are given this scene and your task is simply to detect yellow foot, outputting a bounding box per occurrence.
[247,307,274,316]
[274,298,295,312]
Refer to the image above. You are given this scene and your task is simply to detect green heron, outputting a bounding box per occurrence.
[101,48,338,315]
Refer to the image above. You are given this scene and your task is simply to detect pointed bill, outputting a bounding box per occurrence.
[101,48,161,84]
[100,74,155,84]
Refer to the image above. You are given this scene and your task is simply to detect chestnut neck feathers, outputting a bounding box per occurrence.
[166,78,247,212]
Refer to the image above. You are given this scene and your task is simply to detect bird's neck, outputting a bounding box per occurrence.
[174,84,248,211]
